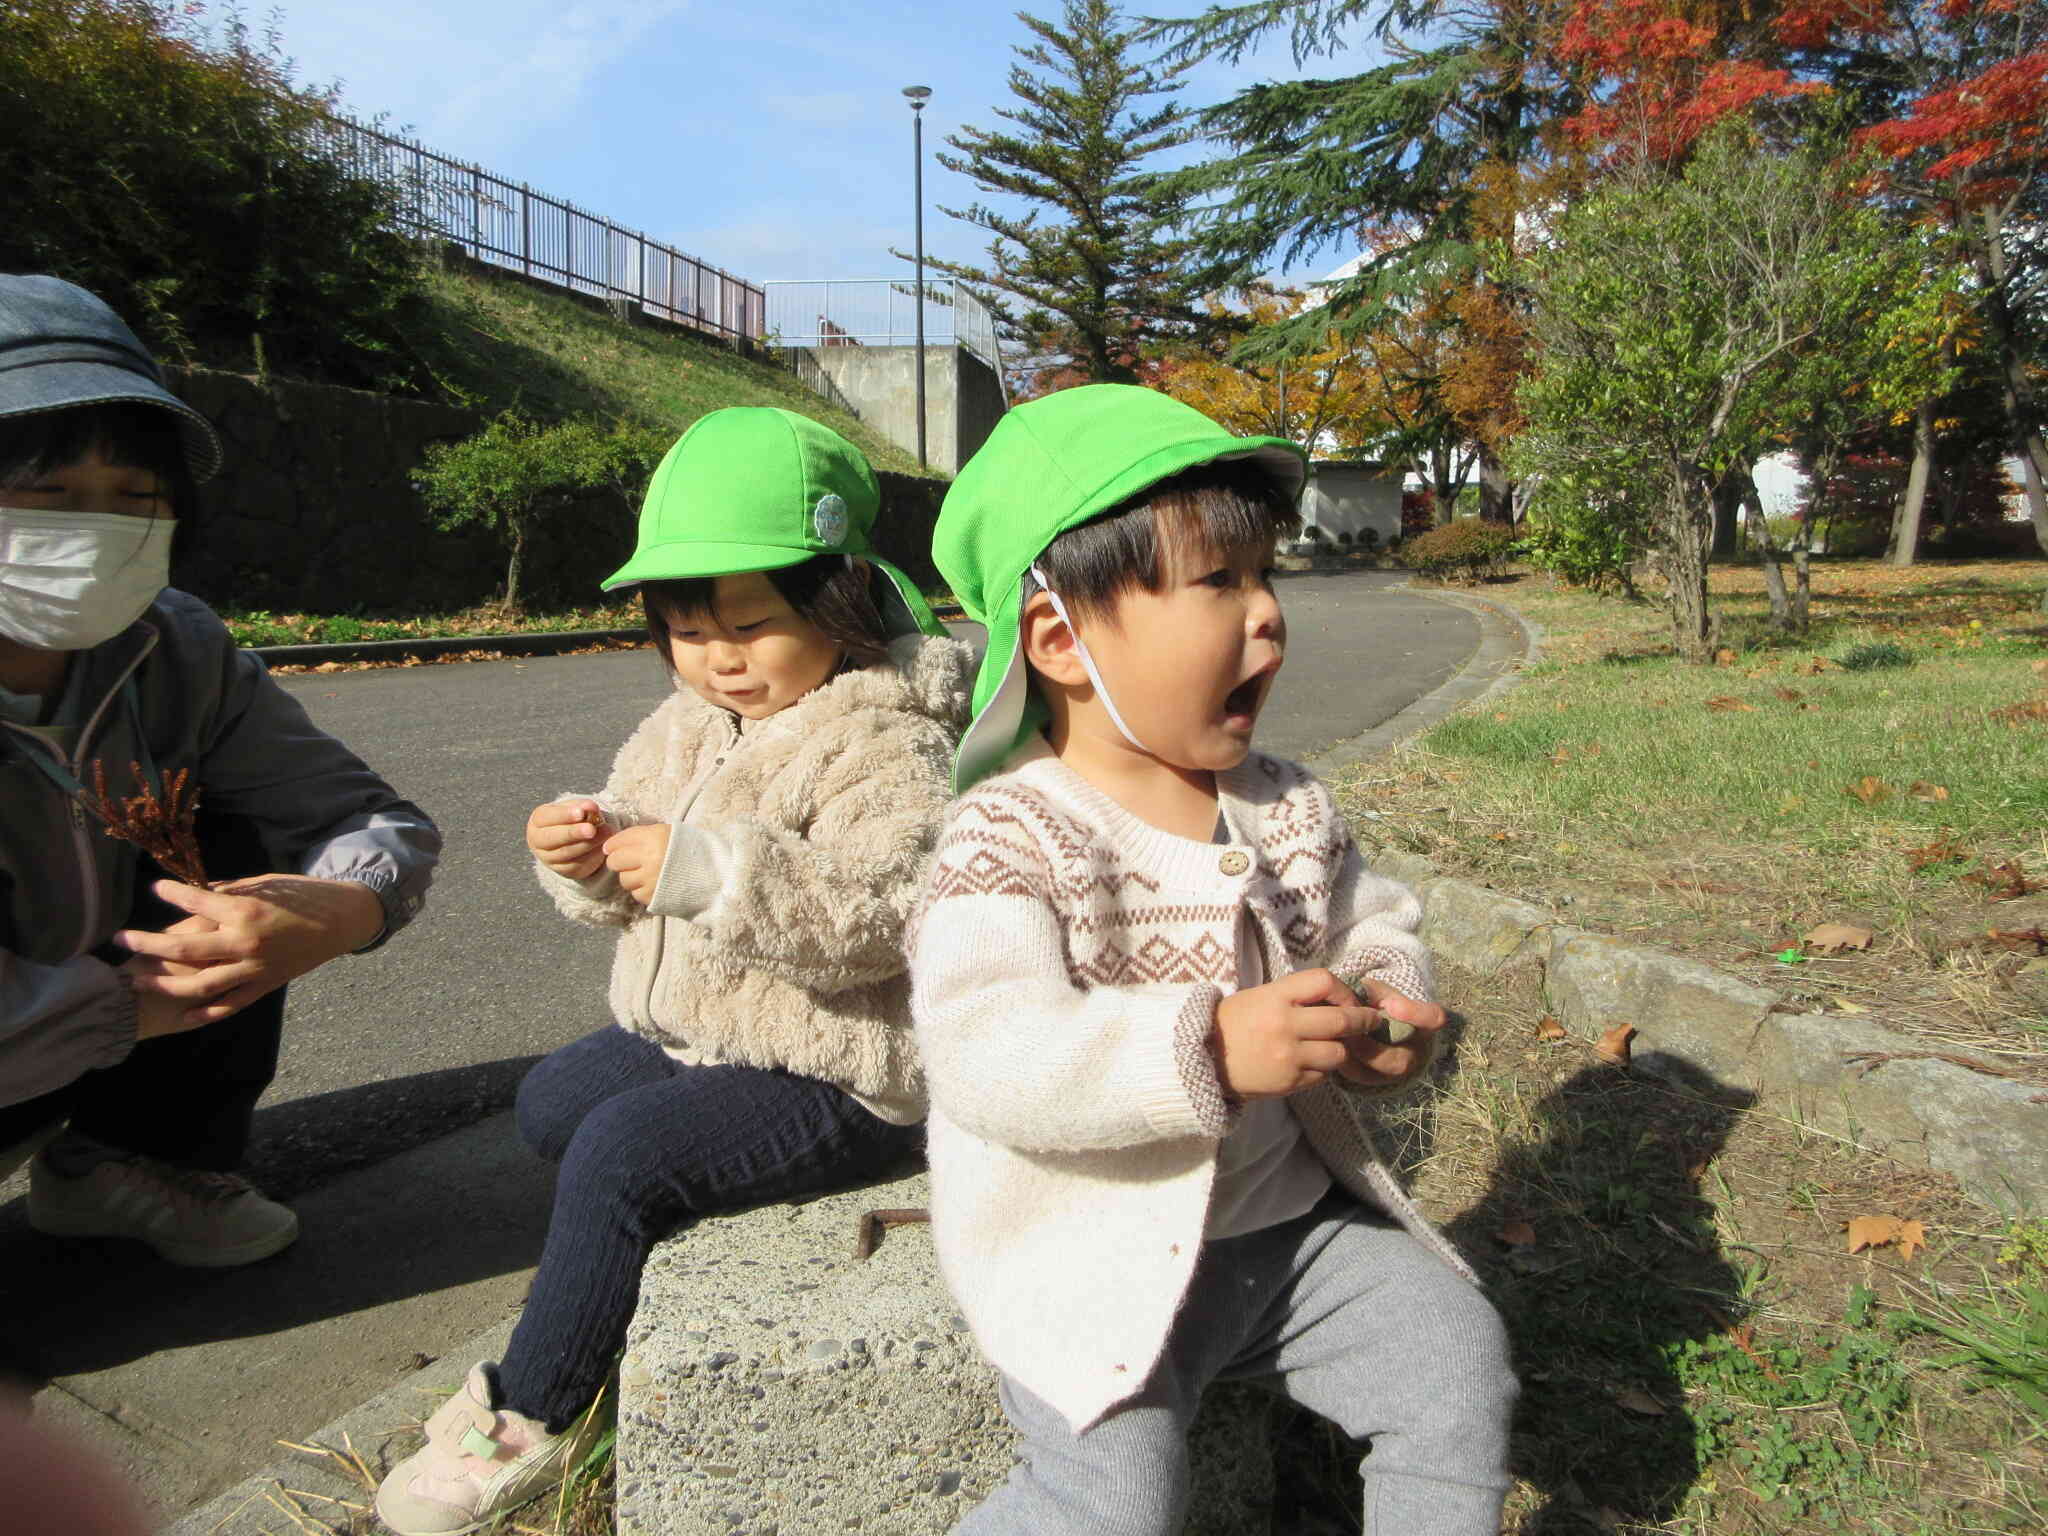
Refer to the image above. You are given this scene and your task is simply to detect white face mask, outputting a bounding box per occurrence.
[0,508,176,652]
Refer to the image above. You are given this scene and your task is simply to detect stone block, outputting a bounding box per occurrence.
[619,1171,1276,1536]
[1417,879,1556,975]
[1366,848,1438,888]
[1543,929,1781,1083]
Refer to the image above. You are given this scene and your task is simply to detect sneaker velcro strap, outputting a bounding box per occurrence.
[460,1425,504,1461]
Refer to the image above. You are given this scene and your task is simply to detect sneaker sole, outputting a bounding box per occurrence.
[373,1452,574,1536]
[28,1206,301,1268]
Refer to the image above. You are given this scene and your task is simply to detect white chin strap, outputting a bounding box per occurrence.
[1031,567,1151,755]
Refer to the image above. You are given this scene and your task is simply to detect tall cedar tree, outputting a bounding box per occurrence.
[1151,1,1579,522]
[915,1,1218,390]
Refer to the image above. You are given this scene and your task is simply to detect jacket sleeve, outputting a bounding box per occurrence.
[641,710,955,992]
[167,596,440,947]
[0,951,136,1111]
[908,795,1234,1152]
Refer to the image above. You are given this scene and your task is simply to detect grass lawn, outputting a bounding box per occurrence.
[405,263,933,480]
[219,597,646,650]
[1334,558,2048,1077]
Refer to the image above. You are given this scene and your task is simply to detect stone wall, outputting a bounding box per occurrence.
[163,368,950,615]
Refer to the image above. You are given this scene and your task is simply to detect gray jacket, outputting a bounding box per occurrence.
[1,589,441,1108]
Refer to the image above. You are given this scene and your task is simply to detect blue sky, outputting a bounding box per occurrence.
[242,0,1359,286]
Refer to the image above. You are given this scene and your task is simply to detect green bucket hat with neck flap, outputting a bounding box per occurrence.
[604,406,943,640]
[935,383,1307,793]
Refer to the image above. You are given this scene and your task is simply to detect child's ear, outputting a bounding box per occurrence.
[1020,590,1089,688]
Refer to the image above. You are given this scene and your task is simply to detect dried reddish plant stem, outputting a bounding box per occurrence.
[78,760,210,889]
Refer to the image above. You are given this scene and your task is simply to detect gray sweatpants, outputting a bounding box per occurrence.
[957,1193,1518,1536]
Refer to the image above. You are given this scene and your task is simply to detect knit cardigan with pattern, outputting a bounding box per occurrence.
[908,739,1479,1431]
[539,633,974,1123]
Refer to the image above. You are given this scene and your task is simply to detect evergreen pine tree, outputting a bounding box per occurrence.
[913,0,1221,388]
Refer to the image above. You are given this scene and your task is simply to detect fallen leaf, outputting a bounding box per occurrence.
[1550,746,1573,764]
[1595,1021,1636,1065]
[1846,1215,1927,1261]
[313,660,344,673]
[1904,836,1967,872]
[1582,741,1604,757]
[1982,927,2048,953]
[1610,1386,1668,1416]
[1804,922,1875,953]
[1844,776,1893,805]
[1805,656,1838,674]
[1714,647,1738,666]
[1774,687,1804,702]
[1535,1015,1568,1042]
[1498,1219,1537,1247]
[1989,697,2048,726]
[1908,781,1950,803]
[1832,998,1868,1014]
[1705,695,1755,712]
[1964,860,2046,901]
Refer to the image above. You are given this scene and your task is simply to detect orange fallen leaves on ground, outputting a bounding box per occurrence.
[1774,687,1804,702]
[1988,696,2048,726]
[1845,776,1893,805]
[1714,647,1739,666]
[1804,922,1875,953]
[1905,836,1967,872]
[1705,695,1754,713]
[1595,1022,1636,1065]
[1846,1215,1926,1261]
[1964,860,2046,901]
[1982,927,2048,954]
[1908,781,1950,803]
[1534,1015,1568,1042]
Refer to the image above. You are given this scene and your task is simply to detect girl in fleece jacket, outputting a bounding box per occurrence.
[376,409,973,1536]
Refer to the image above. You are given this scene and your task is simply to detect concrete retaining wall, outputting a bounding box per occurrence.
[784,345,1004,476]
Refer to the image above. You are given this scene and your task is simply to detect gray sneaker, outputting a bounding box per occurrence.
[28,1143,299,1267]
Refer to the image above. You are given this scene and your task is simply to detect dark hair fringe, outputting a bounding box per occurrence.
[640,554,896,678]
[1028,460,1300,624]
[0,402,202,557]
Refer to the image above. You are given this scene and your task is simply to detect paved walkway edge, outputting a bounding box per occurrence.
[1300,581,1543,781]
[160,1319,516,1536]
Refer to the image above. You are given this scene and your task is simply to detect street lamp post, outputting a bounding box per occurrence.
[903,85,932,469]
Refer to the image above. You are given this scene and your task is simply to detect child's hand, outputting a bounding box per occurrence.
[1335,977,1447,1089]
[1212,968,1380,1100]
[528,799,610,879]
[603,824,672,906]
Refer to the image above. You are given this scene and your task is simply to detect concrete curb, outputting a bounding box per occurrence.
[161,1318,518,1536]
[1300,580,1541,780]
[1372,849,2046,1214]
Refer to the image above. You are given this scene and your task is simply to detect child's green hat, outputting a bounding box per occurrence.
[935,383,1307,792]
[603,407,942,639]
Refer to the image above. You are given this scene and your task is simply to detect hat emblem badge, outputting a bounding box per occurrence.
[812,493,849,547]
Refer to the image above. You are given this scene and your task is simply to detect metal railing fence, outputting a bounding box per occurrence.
[760,279,1006,388]
[311,114,765,344]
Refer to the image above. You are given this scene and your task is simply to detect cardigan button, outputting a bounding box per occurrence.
[1218,850,1250,876]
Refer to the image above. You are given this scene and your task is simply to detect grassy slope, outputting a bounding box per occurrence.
[403,262,930,478]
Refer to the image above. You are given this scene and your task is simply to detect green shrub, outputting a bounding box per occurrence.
[1402,519,1518,582]
[0,1,425,389]
[1520,486,1645,594]
[416,415,669,609]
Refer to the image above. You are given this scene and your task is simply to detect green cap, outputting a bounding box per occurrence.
[935,384,1307,792]
[603,407,943,639]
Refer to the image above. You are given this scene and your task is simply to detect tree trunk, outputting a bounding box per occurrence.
[1664,469,1716,661]
[506,522,526,612]
[1476,443,1513,524]
[2020,432,2048,557]
[1711,475,1741,558]
[1738,470,1793,629]
[1889,397,1935,566]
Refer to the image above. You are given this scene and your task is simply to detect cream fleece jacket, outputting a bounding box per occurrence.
[908,741,1480,1430]
[539,633,974,1123]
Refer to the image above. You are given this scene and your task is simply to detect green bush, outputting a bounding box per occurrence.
[1835,642,1914,672]
[0,1,425,389]
[416,414,669,609]
[1520,485,1645,594]
[1402,519,1518,582]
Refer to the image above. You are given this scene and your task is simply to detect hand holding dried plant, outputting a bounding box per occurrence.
[117,875,386,1025]
[77,761,208,888]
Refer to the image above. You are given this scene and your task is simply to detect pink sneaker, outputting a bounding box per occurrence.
[375,1364,601,1536]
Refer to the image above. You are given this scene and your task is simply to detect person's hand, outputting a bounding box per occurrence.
[528,799,610,879]
[114,875,387,1025]
[1334,976,1447,1089]
[1212,967,1380,1100]
[602,824,671,906]
[120,954,211,1041]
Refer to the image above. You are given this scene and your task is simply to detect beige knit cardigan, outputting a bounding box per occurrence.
[540,633,974,1122]
[908,740,1479,1430]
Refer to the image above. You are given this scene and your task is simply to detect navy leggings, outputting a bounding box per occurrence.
[495,1026,922,1430]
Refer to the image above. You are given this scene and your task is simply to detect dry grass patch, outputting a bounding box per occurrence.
[1267,959,2047,1535]
[1339,560,2048,1075]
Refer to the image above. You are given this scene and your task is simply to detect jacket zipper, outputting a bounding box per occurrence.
[640,711,742,1026]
